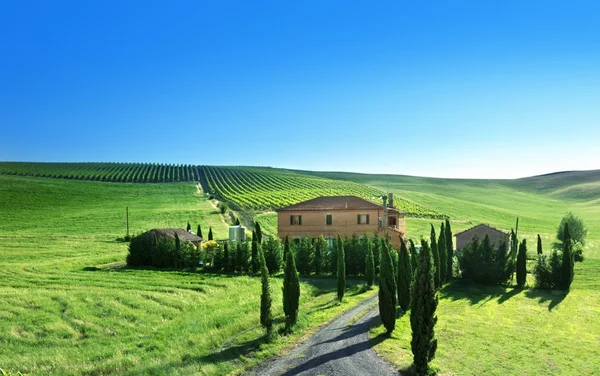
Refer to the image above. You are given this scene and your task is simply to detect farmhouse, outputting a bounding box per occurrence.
[454,224,510,251]
[277,195,406,248]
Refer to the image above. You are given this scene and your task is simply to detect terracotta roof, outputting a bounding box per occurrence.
[277,196,405,213]
[454,223,509,237]
[150,228,203,243]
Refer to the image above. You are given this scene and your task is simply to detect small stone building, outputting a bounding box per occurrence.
[454,224,510,252]
[142,228,202,247]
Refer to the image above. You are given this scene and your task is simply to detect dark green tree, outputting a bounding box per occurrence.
[445,219,453,280]
[235,218,240,226]
[296,237,312,276]
[537,234,543,255]
[223,242,231,272]
[255,221,263,244]
[314,235,326,275]
[516,239,527,288]
[208,227,213,241]
[410,239,438,375]
[263,236,283,274]
[365,239,375,288]
[409,239,418,274]
[259,248,273,336]
[251,231,260,274]
[438,222,447,284]
[373,232,381,276]
[283,236,290,263]
[235,242,243,272]
[430,224,441,289]
[561,223,574,290]
[197,224,203,239]
[398,237,412,311]
[186,222,191,232]
[282,248,300,328]
[379,239,397,334]
[337,234,346,302]
[556,211,587,246]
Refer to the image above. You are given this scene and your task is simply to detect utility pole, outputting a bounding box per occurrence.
[382,195,388,237]
[126,206,129,238]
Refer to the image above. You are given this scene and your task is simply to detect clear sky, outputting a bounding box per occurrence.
[1,1,599,178]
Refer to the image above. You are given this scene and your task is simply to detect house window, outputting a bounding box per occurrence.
[357,214,370,225]
[327,237,334,249]
[326,214,332,225]
[290,215,302,225]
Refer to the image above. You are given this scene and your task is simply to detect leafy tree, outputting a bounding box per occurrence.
[208,227,213,241]
[263,236,283,274]
[296,237,313,276]
[379,239,397,334]
[557,212,587,246]
[438,222,447,284]
[282,247,300,328]
[337,234,346,302]
[314,236,326,275]
[445,219,453,280]
[537,234,543,255]
[197,224,203,239]
[259,248,273,336]
[516,239,527,288]
[219,202,228,214]
[410,239,438,375]
[255,221,263,244]
[430,224,441,289]
[186,222,191,232]
[398,237,412,311]
[561,224,575,290]
[365,240,375,288]
[251,232,260,274]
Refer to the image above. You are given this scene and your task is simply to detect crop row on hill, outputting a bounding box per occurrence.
[0,162,445,218]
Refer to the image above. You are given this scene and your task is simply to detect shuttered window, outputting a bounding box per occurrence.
[357,214,369,225]
[326,214,332,225]
[290,215,302,225]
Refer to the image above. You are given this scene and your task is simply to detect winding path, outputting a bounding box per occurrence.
[250,295,399,376]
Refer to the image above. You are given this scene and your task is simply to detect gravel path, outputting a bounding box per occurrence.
[250,295,399,376]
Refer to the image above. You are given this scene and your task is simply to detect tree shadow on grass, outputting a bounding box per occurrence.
[525,289,568,311]
[439,281,523,306]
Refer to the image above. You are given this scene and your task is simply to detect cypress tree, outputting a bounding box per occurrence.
[235,242,243,272]
[283,236,290,263]
[365,239,375,288]
[251,232,260,274]
[430,224,441,289]
[235,218,240,226]
[314,235,326,275]
[409,239,418,274]
[186,222,191,232]
[197,224,203,239]
[208,227,213,241]
[516,239,527,288]
[398,237,412,311]
[337,234,346,302]
[445,219,453,281]
[537,234,543,255]
[410,239,438,375]
[255,221,263,244]
[561,224,574,290]
[259,248,273,336]
[297,237,312,276]
[438,222,447,284]
[223,242,230,272]
[379,239,397,334]
[373,233,381,276]
[282,248,300,328]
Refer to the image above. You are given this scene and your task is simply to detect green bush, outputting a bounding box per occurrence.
[458,235,512,285]
[263,236,283,274]
[126,232,200,269]
[533,251,562,289]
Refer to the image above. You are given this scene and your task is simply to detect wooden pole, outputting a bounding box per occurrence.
[126,206,129,237]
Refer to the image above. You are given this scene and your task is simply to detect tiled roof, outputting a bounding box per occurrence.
[454,223,509,237]
[277,196,404,212]
[151,228,203,242]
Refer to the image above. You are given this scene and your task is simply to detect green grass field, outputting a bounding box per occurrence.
[0,175,376,375]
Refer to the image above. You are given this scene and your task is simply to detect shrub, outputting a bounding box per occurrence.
[126,231,199,269]
[533,250,562,289]
[219,202,229,214]
[458,235,512,285]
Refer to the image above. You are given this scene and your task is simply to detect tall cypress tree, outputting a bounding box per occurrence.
[537,234,543,255]
[409,239,418,274]
[251,231,260,274]
[365,239,375,288]
[561,223,574,290]
[259,248,273,336]
[379,240,397,334]
[373,233,381,276]
[282,248,300,328]
[208,227,213,241]
[516,239,527,288]
[297,237,312,276]
[337,234,346,302]
[197,224,203,239]
[398,237,412,311]
[255,221,263,244]
[186,222,191,232]
[314,236,326,275]
[438,222,447,284]
[445,219,453,281]
[223,242,230,272]
[430,224,441,289]
[410,239,438,375]
[283,236,290,263]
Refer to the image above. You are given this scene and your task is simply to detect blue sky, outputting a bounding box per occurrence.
[1,1,599,178]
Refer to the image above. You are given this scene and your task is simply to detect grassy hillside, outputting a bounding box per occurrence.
[0,175,376,375]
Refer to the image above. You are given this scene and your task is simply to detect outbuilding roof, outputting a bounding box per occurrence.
[150,228,203,243]
[277,195,405,213]
[454,223,509,237]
